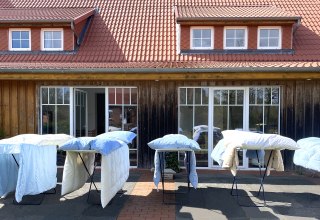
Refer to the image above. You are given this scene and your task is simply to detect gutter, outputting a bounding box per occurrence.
[1,66,320,74]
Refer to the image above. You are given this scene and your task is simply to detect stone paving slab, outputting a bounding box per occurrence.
[0,169,319,220]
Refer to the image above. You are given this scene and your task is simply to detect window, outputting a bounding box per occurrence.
[9,29,31,51]
[41,87,70,135]
[224,27,247,49]
[258,27,281,49]
[41,28,63,51]
[178,86,280,169]
[190,27,214,49]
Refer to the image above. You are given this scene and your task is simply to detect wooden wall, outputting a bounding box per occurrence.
[0,81,37,136]
[1,79,320,169]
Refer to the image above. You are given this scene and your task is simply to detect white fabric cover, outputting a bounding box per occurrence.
[294,137,320,172]
[0,154,19,198]
[15,144,57,202]
[211,130,298,176]
[61,142,130,208]
[221,130,299,150]
[153,149,198,189]
[0,134,73,201]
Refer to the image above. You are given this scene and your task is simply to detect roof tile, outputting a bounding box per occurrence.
[0,0,320,70]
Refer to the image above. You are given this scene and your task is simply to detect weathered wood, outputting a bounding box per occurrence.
[1,79,320,169]
[1,72,320,81]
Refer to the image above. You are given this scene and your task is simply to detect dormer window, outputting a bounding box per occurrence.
[224,27,247,50]
[9,28,31,51]
[41,28,64,51]
[190,27,214,49]
[258,27,281,49]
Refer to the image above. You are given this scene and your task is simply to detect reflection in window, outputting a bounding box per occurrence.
[249,87,280,134]
[108,87,138,166]
[179,87,209,167]
[41,87,70,135]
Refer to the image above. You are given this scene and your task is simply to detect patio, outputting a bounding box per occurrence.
[0,168,319,220]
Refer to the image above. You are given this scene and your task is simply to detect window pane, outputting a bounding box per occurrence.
[131,88,137,104]
[49,88,56,104]
[202,88,209,104]
[109,106,122,130]
[226,30,234,38]
[264,88,271,104]
[229,90,235,105]
[12,40,20,48]
[179,106,193,138]
[236,29,244,38]
[187,88,193,104]
[221,90,228,105]
[21,40,29,48]
[42,106,55,134]
[226,39,234,47]
[269,38,279,47]
[202,39,211,47]
[194,88,202,105]
[249,106,263,132]
[193,39,201,47]
[108,88,115,104]
[269,29,279,38]
[12,31,20,39]
[42,88,48,104]
[180,88,186,104]
[214,106,228,130]
[64,88,70,104]
[235,39,244,47]
[257,88,263,104]
[272,88,279,104]
[123,88,130,104]
[202,29,211,38]
[229,106,243,129]
[260,29,268,38]
[259,39,268,47]
[264,106,279,134]
[21,31,29,39]
[53,40,61,48]
[116,88,122,104]
[44,32,52,39]
[214,90,220,105]
[193,30,201,38]
[56,88,64,104]
[53,31,61,39]
[57,105,70,134]
[237,90,244,105]
[249,88,256,104]
[44,40,52,48]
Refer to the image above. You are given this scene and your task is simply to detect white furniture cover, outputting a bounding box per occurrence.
[61,141,130,208]
[294,137,320,172]
[0,134,73,202]
[211,130,299,176]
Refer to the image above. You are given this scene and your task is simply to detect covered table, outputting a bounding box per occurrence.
[0,134,72,203]
[211,130,299,206]
[59,131,135,208]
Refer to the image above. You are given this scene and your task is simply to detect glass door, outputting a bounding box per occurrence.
[210,88,246,167]
[74,89,88,137]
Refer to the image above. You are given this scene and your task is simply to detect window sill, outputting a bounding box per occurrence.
[180,49,294,55]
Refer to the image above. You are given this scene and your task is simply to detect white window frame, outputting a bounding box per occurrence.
[224,26,248,50]
[41,28,64,51]
[9,28,31,51]
[190,26,214,50]
[257,26,282,50]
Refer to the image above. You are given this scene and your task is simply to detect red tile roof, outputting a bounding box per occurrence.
[175,6,300,22]
[0,8,96,24]
[0,0,319,71]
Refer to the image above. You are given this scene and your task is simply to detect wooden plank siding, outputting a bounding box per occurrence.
[0,81,36,137]
[1,78,320,169]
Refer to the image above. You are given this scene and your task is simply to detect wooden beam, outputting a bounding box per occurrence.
[0,72,320,81]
